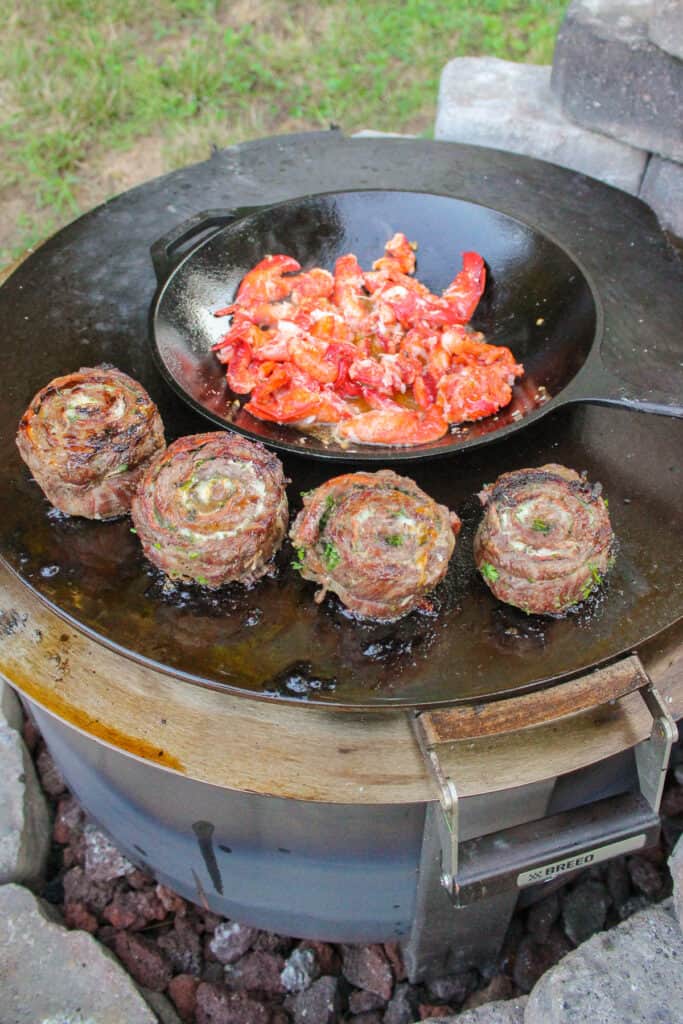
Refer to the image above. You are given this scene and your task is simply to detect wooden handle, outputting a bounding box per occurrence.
[418,656,649,745]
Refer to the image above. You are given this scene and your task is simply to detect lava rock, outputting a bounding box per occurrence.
[103,887,167,930]
[526,891,561,944]
[341,943,393,1000]
[62,864,119,913]
[525,902,683,1023]
[113,930,173,991]
[627,854,667,900]
[300,939,340,976]
[662,783,683,818]
[208,921,258,964]
[195,982,270,1024]
[156,882,189,916]
[158,916,203,975]
[512,928,572,993]
[53,794,85,846]
[435,57,646,194]
[0,884,159,1022]
[351,1013,384,1024]
[561,879,609,944]
[384,981,417,1024]
[348,987,387,1013]
[63,899,99,933]
[383,940,407,982]
[551,0,683,162]
[418,1002,456,1018]
[618,894,652,921]
[84,823,136,882]
[168,974,201,1022]
[461,974,513,1011]
[287,974,341,1024]
[280,945,319,992]
[605,856,631,911]
[425,970,477,1004]
[225,950,285,994]
[35,747,67,797]
[670,836,683,928]
[0,726,50,885]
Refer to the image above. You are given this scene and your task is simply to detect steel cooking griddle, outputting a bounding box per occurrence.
[1,132,682,710]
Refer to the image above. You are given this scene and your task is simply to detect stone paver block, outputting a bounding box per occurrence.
[421,996,528,1023]
[0,884,160,1023]
[0,678,23,732]
[649,0,683,59]
[640,154,683,239]
[0,726,50,884]
[435,57,647,194]
[525,902,683,1024]
[551,0,683,162]
[670,836,683,929]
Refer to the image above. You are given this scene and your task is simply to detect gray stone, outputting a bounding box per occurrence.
[0,884,159,1023]
[551,0,683,162]
[280,945,319,992]
[525,902,683,1024]
[0,678,23,732]
[435,57,647,193]
[421,996,528,1023]
[0,726,50,884]
[139,986,183,1024]
[669,835,683,928]
[649,0,683,59]
[640,154,683,239]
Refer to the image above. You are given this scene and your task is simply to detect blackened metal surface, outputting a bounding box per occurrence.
[1,132,682,709]
[151,190,599,460]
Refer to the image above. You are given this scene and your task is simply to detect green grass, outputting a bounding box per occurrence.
[1,0,567,266]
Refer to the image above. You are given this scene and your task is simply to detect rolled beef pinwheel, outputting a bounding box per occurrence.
[290,470,461,620]
[16,366,165,519]
[474,464,614,615]
[131,432,288,587]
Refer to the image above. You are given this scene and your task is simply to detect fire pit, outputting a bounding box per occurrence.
[1,132,681,978]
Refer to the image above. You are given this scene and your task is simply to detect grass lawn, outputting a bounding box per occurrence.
[1,0,567,266]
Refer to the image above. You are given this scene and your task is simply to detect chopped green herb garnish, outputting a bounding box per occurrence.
[195,575,209,586]
[589,564,603,586]
[532,518,551,533]
[291,547,306,571]
[603,497,609,508]
[322,541,341,570]
[300,489,314,499]
[480,562,500,583]
[111,464,128,475]
[129,527,137,534]
[385,534,403,546]
[188,552,200,560]
[153,542,162,550]
[318,495,336,533]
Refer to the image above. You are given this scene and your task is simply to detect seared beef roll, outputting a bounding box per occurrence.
[290,470,461,620]
[131,432,288,587]
[474,464,614,615]
[16,366,165,519]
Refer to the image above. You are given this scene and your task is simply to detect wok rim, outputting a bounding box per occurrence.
[149,187,604,463]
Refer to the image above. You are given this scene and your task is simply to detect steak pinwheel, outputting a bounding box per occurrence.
[16,366,165,519]
[131,432,288,587]
[474,464,614,615]
[290,470,461,620]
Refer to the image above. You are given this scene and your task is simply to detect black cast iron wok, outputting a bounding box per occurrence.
[150,190,683,462]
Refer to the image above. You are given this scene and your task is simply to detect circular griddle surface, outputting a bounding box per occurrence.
[1,132,682,709]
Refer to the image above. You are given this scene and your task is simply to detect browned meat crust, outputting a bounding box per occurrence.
[289,470,461,620]
[16,366,165,519]
[130,432,289,587]
[474,463,614,615]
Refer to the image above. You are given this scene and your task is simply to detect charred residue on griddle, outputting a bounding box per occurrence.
[488,605,550,650]
[262,660,337,699]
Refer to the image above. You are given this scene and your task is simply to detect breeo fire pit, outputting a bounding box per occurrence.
[1,133,682,978]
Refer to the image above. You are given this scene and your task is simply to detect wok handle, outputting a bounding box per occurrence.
[150,207,262,284]
[553,341,683,419]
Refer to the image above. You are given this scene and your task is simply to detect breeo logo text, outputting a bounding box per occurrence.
[516,835,647,888]
[543,853,594,876]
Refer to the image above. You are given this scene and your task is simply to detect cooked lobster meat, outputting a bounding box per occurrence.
[16,366,165,519]
[289,470,461,620]
[131,432,288,588]
[474,464,614,615]
[212,233,524,446]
